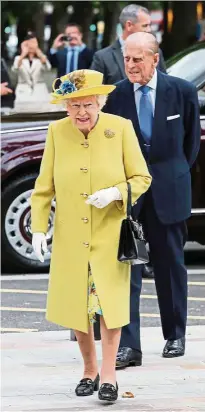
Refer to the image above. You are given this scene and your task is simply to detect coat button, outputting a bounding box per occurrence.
[83,242,89,247]
[82,217,89,223]
[80,192,88,198]
[81,142,89,148]
[80,167,88,173]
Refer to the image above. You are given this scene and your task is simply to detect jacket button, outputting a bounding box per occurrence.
[82,217,89,223]
[80,167,88,173]
[83,242,89,247]
[80,193,88,198]
[81,142,89,148]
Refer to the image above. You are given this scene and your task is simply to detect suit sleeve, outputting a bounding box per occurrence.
[86,48,94,68]
[48,50,58,68]
[11,56,20,72]
[90,51,107,83]
[31,124,55,233]
[115,120,152,212]
[157,49,166,73]
[183,84,201,167]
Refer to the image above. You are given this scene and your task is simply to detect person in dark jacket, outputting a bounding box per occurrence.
[49,23,94,78]
[103,32,201,367]
[1,58,15,109]
[91,4,166,85]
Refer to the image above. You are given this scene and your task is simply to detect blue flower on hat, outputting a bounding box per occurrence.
[56,80,77,95]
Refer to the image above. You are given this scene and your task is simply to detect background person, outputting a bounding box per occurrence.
[31,69,151,402]
[91,4,166,85]
[49,23,94,78]
[103,32,201,368]
[12,32,51,112]
[1,57,15,110]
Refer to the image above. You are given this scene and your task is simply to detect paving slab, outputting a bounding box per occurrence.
[1,326,205,412]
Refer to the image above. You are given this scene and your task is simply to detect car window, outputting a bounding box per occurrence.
[167,49,205,87]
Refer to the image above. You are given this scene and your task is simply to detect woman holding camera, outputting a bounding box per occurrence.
[12,32,51,112]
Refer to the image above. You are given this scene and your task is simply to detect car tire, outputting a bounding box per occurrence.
[1,173,54,273]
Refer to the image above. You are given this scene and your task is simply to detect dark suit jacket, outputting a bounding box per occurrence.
[103,71,201,224]
[1,59,15,108]
[90,39,166,84]
[49,47,94,78]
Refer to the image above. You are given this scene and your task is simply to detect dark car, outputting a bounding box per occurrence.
[1,46,205,272]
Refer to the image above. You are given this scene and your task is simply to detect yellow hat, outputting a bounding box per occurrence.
[50,69,116,104]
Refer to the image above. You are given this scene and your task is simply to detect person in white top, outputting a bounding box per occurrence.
[12,32,51,112]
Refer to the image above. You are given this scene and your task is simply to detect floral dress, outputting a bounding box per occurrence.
[88,264,103,324]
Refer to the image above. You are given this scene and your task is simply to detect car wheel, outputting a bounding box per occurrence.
[1,173,55,272]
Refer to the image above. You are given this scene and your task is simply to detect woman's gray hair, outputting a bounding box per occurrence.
[96,94,107,110]
[119,4,149,29]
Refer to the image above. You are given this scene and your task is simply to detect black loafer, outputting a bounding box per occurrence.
[98,382,118,402]
[116,347,142,369]
[75,374,100,396]
[162,337,185,358]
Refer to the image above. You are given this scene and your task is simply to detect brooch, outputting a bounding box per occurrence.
[104,129,115,138]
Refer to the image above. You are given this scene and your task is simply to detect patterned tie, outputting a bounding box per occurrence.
[138,85,153,146]
[69,48,75,72]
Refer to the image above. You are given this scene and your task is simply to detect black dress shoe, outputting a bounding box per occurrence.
[75,374,100,396]
[116,347,142,369]
[98,382,118,402]
[142,264,154,279]
[162,337,185,358]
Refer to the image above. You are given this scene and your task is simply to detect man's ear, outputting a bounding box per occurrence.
[154,53,159,67]
[125,20,133,33]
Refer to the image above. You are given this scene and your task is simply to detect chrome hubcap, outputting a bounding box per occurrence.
[5,190,55,262]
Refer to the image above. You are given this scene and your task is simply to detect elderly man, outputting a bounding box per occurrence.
[91,4,166,84]
[104,32,200,368]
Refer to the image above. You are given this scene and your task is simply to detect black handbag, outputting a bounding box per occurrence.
[117,182,149,265]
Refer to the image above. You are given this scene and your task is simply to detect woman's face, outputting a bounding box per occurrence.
[27,38,38,53]
[66,96,100,133]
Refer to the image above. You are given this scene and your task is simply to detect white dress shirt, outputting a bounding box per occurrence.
[134,69,158,117]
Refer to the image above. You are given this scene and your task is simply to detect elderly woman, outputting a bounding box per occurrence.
[31,69,151,402]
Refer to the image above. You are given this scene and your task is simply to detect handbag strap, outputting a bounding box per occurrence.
[127,182,132,218]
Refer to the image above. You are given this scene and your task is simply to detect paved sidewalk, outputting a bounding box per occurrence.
[1,326,205,412]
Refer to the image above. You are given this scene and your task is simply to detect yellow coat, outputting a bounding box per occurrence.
[31,112,151,332]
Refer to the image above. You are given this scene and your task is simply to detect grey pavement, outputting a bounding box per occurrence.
[2,326,205,412]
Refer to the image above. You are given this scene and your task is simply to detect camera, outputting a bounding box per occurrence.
[60,35,72,42]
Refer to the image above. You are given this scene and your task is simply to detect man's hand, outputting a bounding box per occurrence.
[0,82,13,96]
[52,33,65,50]
[32,233,48,263]
[85,187,122,209]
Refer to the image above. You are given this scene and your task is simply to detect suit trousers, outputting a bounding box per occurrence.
[120,190,188,351]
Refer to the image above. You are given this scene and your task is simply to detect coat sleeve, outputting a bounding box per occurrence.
[31,124,55,233]
[11,56,20,72]
[183,84,201,167]
[115,119,152,212]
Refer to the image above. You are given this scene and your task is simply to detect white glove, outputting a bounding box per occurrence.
[32,233,48,263]
[85,187,122,209]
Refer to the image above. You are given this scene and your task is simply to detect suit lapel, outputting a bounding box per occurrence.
[121,80,145,150]
[111,40,125,78]
[150,71,171,154]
